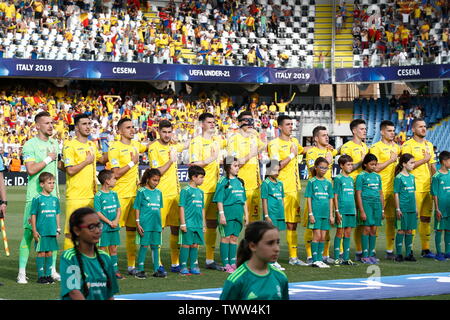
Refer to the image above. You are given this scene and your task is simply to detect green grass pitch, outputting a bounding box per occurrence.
[1,183,450,300]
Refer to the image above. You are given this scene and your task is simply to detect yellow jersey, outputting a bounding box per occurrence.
[268,137,304,193]
[108,140,147,198]
[305,146,337,181]
[63,139,103,200]
[189,135,225,194]
[339,140,369,180]
[369,141,400,194]
[401,138,436,192]
[148,140,184,196]
[226,132,265,190]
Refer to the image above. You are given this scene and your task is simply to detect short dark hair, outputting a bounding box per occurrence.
[312,126,327,138]
[412,118,425,128]
[158,120,173,130]
[34,111,51,122]
[39,172,55,183]
[380,120,395,130]
[338,154,353,166]
[117,117,132,129]
[188,165,206,179]
[350,119,366,133]
[198,112,215,122]
[439,150,450,163]
[237,111,252,121]
[98,169,113,185]
[277,114,292,126]
[74,113,90,126]
[362,153,378,170]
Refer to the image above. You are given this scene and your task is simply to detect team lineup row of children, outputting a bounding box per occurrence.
[30,147,450,282]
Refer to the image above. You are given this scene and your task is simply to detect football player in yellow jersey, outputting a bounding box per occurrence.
[339,119,369,261]
[148,120,190,273]
[189,112,225,271]
[304,126,338,265]
[62,114,107,251]
[226,111,267,223]
[401,118,437,258]
[108,118,148,275]
[370,120,400,260]
[268,114,308,266]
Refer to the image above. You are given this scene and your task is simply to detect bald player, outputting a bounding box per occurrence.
[226,111,266,223]
[369,120,400,260]
[339,119,369,261]
[401,118,437,258]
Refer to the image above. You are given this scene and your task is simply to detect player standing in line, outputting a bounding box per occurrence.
[305,157,334,268]
[220,221,289,300]
[333,155,358,266]
[17,111,62,284]
[63,113,107,251]
[148,120,190,273]
[355,154,384,264]
[401,118,437,258]
[189,112,225,271]
[261,160,286,271]
[134,168,166,279]
[393,153,418,262]
[108,118,148,275]
[214,157,249,273]
[369,120,400,260]
[95,169,123,279]
[226,111,266,223]
[268,114,307,266]
[179,165,206,275]
[304,126,337,265]
[30,172,61,284]
[60,207,119,300]
[339,119,369,262]
[431,151,450,261]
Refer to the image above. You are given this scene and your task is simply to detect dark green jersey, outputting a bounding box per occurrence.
[304,177,334,218]
[394,173,416,213]
[333,174,356,215]
[213,176,247,220]
[220,262,289,300]
[133,187,163,232]
[355,171,382,200]
[30,193,60,236]
[179,185,204,228]
[60,248,119,300]
[431,171,450,217]
[94,190,121,232]
[261,178,285,221]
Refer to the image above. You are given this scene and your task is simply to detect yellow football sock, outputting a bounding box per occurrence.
[304,229,313,258]
[64,236,74,251]
[170,233,180,266]
[385,218,396,252]
[287,230,298,258]
[323,231,330,257]
[419,221,431,251]
[205,227,217,261]
[354,226,362,252]
[126,230,136,268]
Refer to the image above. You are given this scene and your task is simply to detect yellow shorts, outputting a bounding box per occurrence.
[383,192,395,219]
[119,197,136,228]
[204,192,218,221]
[64,198,94,234]
[246,188,261,223]
[161,193,180,228]
[416,192,433,218]
[284,191,301,224]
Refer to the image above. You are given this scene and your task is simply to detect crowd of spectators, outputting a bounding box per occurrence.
[0,0,300,67]
[0,80,294,171]
[351,0,450,67]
